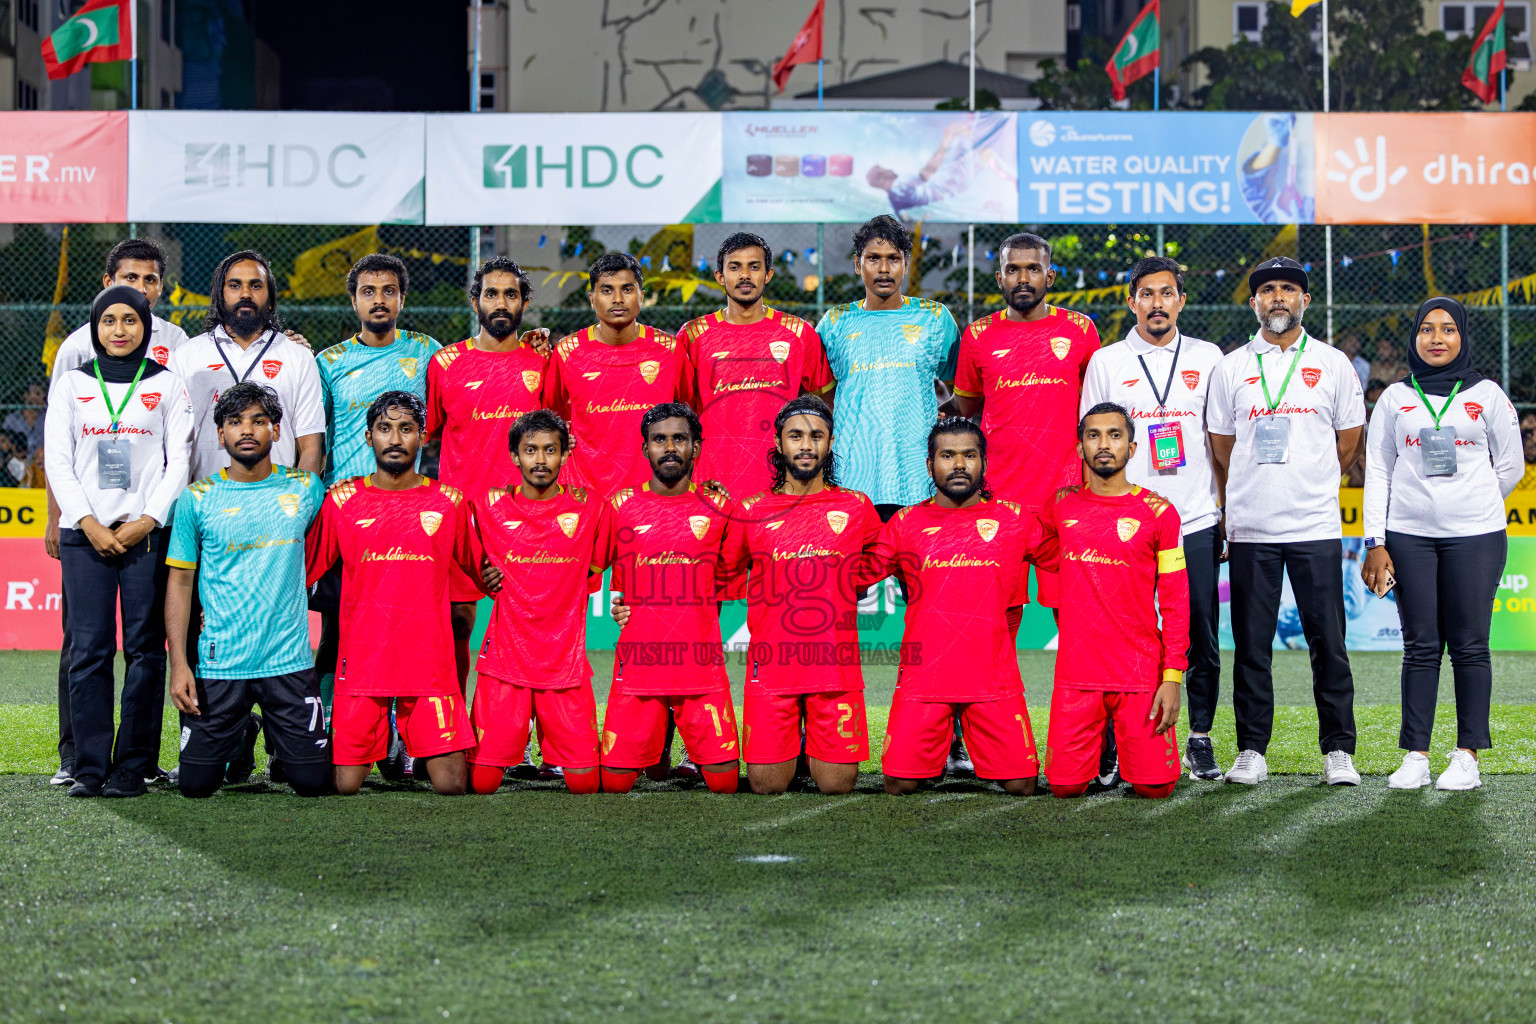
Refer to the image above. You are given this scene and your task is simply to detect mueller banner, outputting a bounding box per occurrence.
[0,111,127,223]
[1017,111,1316,224]
[425,113,722,226]
[127,111,427,224]
[721,111,1019,223]
[1315,112,1536,224]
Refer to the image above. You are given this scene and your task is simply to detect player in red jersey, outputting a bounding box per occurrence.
[466,409,612,795]
[678,233,834,501]
[543,252,692,499]
[1035,402,1190,800]
[598,403,741,795]
[305,392,496,796]
[720,395,882,796]
[869,418,1039,796]
[426,256,551,690]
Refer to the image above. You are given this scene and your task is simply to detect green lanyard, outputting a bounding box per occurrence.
[1410,375,1462,431]
[1254,335,1307,412]
[92,358,148,435]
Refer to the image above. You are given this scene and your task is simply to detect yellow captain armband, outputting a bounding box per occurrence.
[1156,546,1186,573]
[1161,669,1184,685]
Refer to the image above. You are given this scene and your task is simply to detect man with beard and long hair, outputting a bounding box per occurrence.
[1035,403,1189,801]
[1207,257,1366,787]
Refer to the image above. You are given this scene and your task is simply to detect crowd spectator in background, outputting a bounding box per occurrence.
[1517,411,1536,491]
[0,430,33,487]
[1371,337,1409,385]
[1337,332,1372,389]
[5,381,47,458]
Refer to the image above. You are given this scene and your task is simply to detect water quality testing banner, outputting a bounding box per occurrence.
[127,111,428,224]
[721,111,1019,223]
[0,111,127,223]
[1018,111,1316,224]
[426,113,723,226]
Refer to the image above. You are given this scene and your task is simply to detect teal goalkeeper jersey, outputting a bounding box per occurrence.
[815,296,960,506]
[317,330,441,485]
[166,468,327,680]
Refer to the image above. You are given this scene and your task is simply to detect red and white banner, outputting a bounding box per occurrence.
[0,112,128,223]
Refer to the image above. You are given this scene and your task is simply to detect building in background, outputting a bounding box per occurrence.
[2,0,182,110]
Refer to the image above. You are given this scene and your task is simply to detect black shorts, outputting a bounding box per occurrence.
[179,669,332,767]
[307,558,342,615]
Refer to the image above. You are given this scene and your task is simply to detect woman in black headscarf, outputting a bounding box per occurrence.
[43,285,194,798]
[1360,297,1522,792]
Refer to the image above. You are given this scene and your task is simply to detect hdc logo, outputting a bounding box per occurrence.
[482,144,664,190]
[184,143,367,189]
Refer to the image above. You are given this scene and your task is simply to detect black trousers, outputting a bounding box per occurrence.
[1388,529,1505,752]
[59,527,170,784]
[56,593,73,761]
[1183,525,1223,734]
[1229,540,1356,755]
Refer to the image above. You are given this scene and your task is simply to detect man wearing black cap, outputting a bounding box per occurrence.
[1206,257,1367,786]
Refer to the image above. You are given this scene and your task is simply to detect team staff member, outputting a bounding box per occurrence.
[1080,255,1226,782]
[1207,257,1366,787]
[44,286,194,798]
[1363,298,1521,792]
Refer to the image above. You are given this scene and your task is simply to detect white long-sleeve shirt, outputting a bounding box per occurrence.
[1080,328,1224,536]
[50,314,189,384]
[44,364,194,532]
[1363,378,1521,540]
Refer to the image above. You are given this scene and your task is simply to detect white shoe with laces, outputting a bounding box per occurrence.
[1323,749,1360,786]
[1224,748,1268,784]
[1435,749,1482,791]
[1387,751,1431,790]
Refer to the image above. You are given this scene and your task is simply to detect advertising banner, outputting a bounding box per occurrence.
[127,111,427,224]
[1017,111,1316,224]
[721,111,1018,223]
[426,113,722,226]
[0,111,127,223]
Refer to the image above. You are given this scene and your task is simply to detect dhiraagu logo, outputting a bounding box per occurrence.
[482,144,664,190]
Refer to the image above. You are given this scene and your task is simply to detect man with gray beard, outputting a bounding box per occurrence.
[1206,257,1367,787]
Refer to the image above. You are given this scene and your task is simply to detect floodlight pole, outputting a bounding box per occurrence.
[817,57,825,318]
[469,1,483,284]
[1502,67,1510,391]
[966,0,976,324]
[1322,0,1333,341]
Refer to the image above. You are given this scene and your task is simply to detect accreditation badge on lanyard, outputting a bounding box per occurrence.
[1252,335,1307,464]
[93,358,147,490]
[1412,375,1463,477]
[1137,336,1186,472]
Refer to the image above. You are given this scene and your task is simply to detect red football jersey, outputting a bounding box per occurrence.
[1034,485,1189,692]
[542,325,693,499]
[678,308,834,500]
[474,485,612,690]
[305,477,482,697]
[869,498,1040,702]
[425,338,547,504]
[953,306,1099,510]
[599,483,736,696]
[722,486,883,696]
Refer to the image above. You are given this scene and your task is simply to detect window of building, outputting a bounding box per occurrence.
[478,70,497,111]
[1234,2,1319,46]
[161,0,173,44]
[18,0,38,32]
[1442,3,1532,65]
[17,78,39,109]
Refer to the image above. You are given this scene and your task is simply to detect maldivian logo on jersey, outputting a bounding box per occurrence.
[277,494,301,517]
[1116,518,1141,542]
[976,519,999,542]
[398,357,418,379]
[826,510,849,535]
[638,360,661,385]
[688,515,711,541]
[420,510,443,536]
[557,512,580,538]
[482,144,664,190]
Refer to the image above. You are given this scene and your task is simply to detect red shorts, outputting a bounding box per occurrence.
[1043,687,1180,788]
[881,693,1038,781]
[331,692,473,766]
[448,562,485,605]
[742,689,868,765]
[468,674,599,769]
[601,686,740,769]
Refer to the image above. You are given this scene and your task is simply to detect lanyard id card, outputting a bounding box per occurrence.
[97,438,132,490]
[1146,421,1186,471]
[1253,416,1290,464]
[1418,428,1458,476]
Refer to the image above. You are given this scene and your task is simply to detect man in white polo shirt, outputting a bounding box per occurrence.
[1207,257,1366,787]
[1081,255,1226,782]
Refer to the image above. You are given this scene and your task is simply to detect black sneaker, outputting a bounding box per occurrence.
[945,737,975,778]
[506,758,539,782]
[536,763,564,782]
[103,770,147,798]
[143,766,172,786]
[68,776,103,798]
[268,758,288,785]
[1096,726,1121,788]
[1183,736,1224,781]
[226,713,262,785]
[50,760,75,786]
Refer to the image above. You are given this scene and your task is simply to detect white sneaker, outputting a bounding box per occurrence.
[1387,752,1431,790]
[1323,749,1361,786]
[1435,749,1482,791]
[1224,749,1268,784]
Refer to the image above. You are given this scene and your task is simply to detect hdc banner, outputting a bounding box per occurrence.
[127,111,427,224]
[425,113,722,226]
[0,111,127,223]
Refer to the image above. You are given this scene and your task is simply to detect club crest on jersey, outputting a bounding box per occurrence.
[261,359,282,380]
[638,361,661,385]
[769,341,791,363]
[1182,370,1201,390]
[901,324,922,345]
[277,494,301,518]
[420,510,443,536]
[1116,518,1140,542]
[1300,367,1321,388]
[557,512,580,538]
[140,392,161,410]
[398,357,418,379]
[152,345,169,364]
[826,510,849,534]
[522,370,542,392]
[689,515,711,540]
[1049,337,1072,360]
[976,519,999,542]
[1465,402,1483,421]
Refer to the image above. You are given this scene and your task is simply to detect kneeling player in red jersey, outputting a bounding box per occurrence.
[1036,402,1189,800]
[466,410,611,795]
[306,392,496,796]
[867,418,1039,795]
[599,403,741,794]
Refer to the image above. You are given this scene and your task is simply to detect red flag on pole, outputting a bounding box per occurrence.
[773,0,824,93]
[1105,0,1161,102]
[1461,0,1507,104]
[41,0,134,80]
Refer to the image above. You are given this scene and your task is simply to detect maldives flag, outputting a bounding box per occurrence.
[1106,0,1160,102]
[772,0,824,93]
[1461,0,1507,104]
[41,0,134,81]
